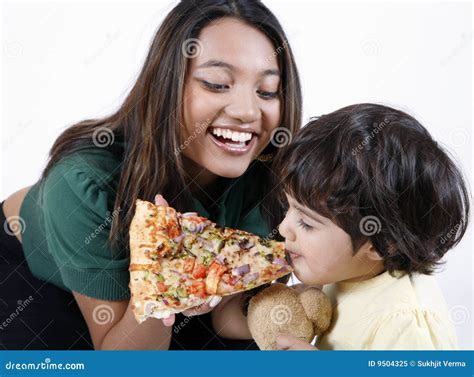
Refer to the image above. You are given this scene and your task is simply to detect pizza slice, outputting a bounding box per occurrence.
[129,199,293,323]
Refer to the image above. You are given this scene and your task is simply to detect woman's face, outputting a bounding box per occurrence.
[182,17,282,183]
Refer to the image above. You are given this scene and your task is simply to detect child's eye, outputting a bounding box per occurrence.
[297,219,313,231]
[257,90,279,100]
[201,80,229,92]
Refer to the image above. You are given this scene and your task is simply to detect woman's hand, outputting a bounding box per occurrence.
[276,334,318,350]
[154,194,222,326]
[182,295,223,317]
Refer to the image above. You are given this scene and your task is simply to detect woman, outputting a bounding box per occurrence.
[1,0,301,350]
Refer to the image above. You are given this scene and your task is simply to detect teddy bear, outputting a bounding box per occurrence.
[247,283,333,350]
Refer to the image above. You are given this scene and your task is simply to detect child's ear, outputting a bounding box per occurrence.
[359,241,384,261]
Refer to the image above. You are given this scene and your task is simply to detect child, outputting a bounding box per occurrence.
[273,103,470,350]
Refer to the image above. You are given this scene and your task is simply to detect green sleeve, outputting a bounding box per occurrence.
[42,159,130,301]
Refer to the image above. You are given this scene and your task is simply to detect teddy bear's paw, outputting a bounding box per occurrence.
[298,288,333,335]
[248,283,314,350]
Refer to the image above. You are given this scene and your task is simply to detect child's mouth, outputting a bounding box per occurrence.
[287,250,301,262]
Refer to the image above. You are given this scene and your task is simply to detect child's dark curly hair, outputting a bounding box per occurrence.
[273,103,470,275]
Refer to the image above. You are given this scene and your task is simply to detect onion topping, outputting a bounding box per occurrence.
[243,272,259,284]
[272,258,287,266]
[232,264,250,276]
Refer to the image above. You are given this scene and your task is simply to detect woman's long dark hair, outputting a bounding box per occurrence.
[39,0,302,253]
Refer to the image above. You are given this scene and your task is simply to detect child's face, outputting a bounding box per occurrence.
[278,194,384,285]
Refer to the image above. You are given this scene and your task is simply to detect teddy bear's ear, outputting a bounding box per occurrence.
[298,288,333,335]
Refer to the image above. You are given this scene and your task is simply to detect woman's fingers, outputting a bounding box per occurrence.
[154,194,169,207]
[182,296,222,317]
[162,314,175,327]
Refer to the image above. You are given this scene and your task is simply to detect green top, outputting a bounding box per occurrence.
[20,142,272,301]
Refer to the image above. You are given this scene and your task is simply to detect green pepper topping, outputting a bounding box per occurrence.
[176,286,188,298]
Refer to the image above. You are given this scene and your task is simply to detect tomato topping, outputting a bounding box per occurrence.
[156,282,168,293]
[221,273,239,286]
[192,263,207,279]
[184,257,196,273]
[205,261,227,294]
[186,281,206,298]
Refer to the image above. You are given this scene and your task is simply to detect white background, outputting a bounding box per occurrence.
[1,0,472,349]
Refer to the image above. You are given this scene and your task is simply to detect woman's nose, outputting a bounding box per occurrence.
[224,86,261,124]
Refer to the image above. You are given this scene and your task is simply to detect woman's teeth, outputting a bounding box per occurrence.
[211,128,253,143]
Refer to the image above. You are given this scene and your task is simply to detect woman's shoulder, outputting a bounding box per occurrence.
[44,143,123,193]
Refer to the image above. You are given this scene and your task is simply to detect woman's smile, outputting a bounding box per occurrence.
[206,126,259,156]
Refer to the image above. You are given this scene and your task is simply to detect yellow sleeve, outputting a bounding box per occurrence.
[370,309,459,350]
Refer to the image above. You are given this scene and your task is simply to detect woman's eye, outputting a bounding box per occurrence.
[257,90,279,99]
[201,80,229,92]
[297,219,313,231]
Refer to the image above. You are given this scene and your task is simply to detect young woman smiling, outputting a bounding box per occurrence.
[1,0,301,350]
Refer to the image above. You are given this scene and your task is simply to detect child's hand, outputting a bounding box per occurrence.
[290,283,323,293]
[276,334,318,350]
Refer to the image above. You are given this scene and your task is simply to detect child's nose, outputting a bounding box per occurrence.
[278,217,295,241]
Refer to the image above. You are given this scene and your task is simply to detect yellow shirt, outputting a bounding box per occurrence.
[316,270,458,350]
